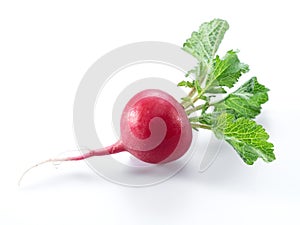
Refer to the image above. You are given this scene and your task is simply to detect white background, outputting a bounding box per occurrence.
[1,0,299,224]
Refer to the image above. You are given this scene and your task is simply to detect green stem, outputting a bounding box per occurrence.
[186,104,204,115]
[182,88,197,109]
[191,123,211,130]
[189,116,199,122]
[184,95,201,109]
[188,87,196,97]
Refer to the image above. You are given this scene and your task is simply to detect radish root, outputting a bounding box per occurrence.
[18,142,125,186]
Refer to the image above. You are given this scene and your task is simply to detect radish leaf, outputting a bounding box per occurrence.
[183,19,229,66]
[212,113,275,165]
[180,18,275,165]
[206,50,249,90]
[214,77,269,118]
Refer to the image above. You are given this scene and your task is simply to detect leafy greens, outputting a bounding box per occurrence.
[179,19,275,165]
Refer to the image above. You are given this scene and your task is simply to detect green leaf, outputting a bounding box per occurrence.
[184,66,198,77]
[205,86,227,94]
[180,19,275,165]
[194,79,202,94]
[183,18,229,66]
[206,50,249,90]
[198,113,215,125]
[214,77,269,118]
[212,113,275,165]
[178,80,194,88]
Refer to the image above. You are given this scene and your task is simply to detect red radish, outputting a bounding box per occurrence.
[19,89,192,184]
[19,19,275,185]
[120,89,192,163]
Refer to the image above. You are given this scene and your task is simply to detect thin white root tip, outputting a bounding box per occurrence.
[18,159,55,187]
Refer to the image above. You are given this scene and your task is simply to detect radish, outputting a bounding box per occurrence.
[19,19,275,185]
[19,89,192,184]
[76,89,193,163]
